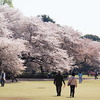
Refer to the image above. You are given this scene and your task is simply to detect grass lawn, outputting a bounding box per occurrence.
[0,79,100,100]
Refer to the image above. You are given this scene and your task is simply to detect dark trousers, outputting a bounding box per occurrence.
[1,79,5,87]
[56,85,62,96]
[70,85,75,97]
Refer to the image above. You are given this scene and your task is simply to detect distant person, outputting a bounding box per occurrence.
[48,72,51,78]
[11,74,17,82]
[68,72,77,98]
[78,72,83,83]
[87,71,90,77]
[54,71,65,96]
[1,70,6,87]
[94,71,98,79]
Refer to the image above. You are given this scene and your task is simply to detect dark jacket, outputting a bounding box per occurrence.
[54,74,65,86]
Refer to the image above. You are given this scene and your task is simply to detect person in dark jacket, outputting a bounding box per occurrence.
[54,71,65,96]
[11,74,17,82]
[1,70,6,87]
[94,71,98,79]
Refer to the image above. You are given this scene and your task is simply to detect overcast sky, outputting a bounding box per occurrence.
[13,0,100,37]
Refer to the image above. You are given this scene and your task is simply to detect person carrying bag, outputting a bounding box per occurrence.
[67,73,77,97]
[68,77,74,86]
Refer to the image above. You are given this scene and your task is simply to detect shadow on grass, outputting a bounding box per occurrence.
[36,87,45,89]
[52,95,75,98]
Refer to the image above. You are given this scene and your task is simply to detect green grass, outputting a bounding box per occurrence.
[0,79,100,100]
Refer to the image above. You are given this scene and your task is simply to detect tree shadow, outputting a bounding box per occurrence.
[36,87,45,89]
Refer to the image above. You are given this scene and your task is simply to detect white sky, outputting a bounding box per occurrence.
[13,0,100,37]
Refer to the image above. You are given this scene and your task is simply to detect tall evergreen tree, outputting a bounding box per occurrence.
[38,15,55,23]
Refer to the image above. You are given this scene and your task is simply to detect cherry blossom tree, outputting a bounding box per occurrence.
[0,38,27,74]
[0,5,100,74]
[0,6,27,75]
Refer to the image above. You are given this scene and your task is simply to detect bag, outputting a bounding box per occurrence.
[68,77,74,86]
[68,82,71,86]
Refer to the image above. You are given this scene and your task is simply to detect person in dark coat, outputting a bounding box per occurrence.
[94,71,98,79]
[1,70,6,87]
[54,71,65,96]
[11,74,17,82]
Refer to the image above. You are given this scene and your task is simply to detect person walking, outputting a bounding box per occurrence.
[54,71,65,96]
[1,70,6,87]
[94,71,98,79]
[78,72,83,83]
[68,72,77,97]
[11,74,18,82]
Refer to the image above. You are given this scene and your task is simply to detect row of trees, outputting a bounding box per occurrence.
[0,5,100,76]
[83,34,100,42]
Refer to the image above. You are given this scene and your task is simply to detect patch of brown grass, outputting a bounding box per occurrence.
[0,98,33,100]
